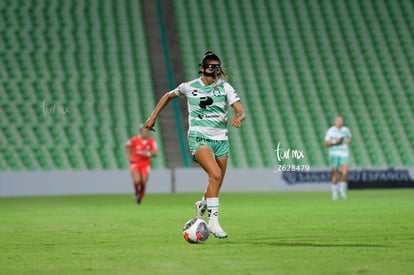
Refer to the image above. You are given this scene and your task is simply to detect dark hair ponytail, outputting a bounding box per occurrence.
[199,51,221,66]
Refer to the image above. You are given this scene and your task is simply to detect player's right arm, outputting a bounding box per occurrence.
[144,91,179,131]
[124,141,134,162]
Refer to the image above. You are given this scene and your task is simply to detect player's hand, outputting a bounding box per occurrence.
[144,117,156,132]
[230,116,243,128]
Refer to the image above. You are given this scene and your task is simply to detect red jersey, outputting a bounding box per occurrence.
[126,136,157,166]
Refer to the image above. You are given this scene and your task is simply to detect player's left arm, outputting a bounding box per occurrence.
[230,101,246,128]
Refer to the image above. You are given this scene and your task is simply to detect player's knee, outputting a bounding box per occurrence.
[209,169,222,185]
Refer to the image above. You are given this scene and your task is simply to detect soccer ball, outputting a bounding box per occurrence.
[182,218,210,244]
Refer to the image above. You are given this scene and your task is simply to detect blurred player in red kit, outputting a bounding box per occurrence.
[124,125,158,204]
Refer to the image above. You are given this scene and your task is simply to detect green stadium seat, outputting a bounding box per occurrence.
[1,0,413,170]
[174,0,414,168]
[0,0,166,171]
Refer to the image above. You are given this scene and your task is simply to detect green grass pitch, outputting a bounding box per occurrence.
[1,190,413,274]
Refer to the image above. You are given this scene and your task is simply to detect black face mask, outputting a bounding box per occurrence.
[201,64,221,77]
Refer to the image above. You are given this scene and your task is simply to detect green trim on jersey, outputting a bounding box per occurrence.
[190,119,227,128]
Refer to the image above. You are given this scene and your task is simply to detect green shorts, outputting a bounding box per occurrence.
[329,155,349,168]
[188,135,230,161]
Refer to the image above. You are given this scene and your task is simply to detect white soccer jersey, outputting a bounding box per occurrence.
[169,77,240,140]
[324,126,352,157]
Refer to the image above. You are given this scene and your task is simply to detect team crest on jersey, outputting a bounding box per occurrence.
[212,87,220,96]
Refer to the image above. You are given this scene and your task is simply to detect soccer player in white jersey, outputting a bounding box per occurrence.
[324,115,352,200]
[144,51,246,238]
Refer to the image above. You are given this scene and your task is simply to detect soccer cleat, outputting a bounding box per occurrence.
[135,195,142,205]
[208,223,228,238]
[332,193,338,201]
[340,191,347,199]
[195,200,207,218]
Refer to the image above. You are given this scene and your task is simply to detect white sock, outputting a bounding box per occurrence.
[339,182,347,193]
[331,184,338,198]
[206,197,219,224]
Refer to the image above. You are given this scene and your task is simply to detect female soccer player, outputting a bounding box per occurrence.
[124,125,158,205]
[324,115,352,200]
[144,51,246,238]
